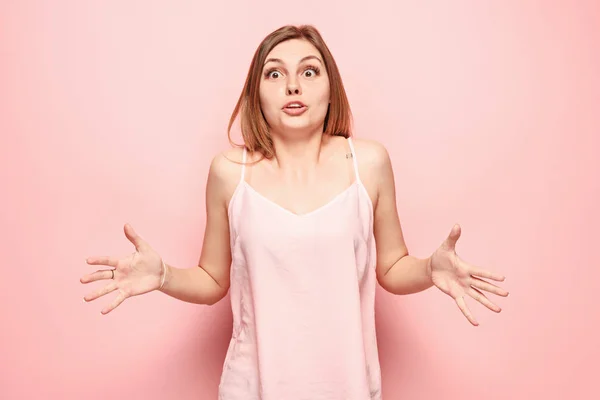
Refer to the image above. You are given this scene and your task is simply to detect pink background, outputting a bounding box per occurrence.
[1,1,598,399]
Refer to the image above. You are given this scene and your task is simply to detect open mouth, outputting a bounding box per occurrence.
[283,101,307,115]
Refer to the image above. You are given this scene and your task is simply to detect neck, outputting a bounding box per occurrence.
[270,128,328,169]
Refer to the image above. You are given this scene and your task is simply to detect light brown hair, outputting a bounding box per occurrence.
[227,25,353,159]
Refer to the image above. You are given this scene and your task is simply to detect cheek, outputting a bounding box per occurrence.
[310,80,330,104]
[313,84,330,112]
[258,86,280,126]
[258,87,269,110]
[322,86,331,103]
[259,85,282,112]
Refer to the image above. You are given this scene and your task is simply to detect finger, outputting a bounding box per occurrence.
[455,295,479,326]
[467,264,505,282]
[443,223,461,251]
[468,286,501,313]
[124,223,145,251]
[80,269,115,284]
[470,276,509,297]
[83,282,118,302]
[86,256,119,268]
[101,290,127,315]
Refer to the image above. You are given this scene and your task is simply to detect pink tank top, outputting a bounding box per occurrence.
[219,137,381,400]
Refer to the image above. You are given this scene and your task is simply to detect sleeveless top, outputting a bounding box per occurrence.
[219,137,382,400]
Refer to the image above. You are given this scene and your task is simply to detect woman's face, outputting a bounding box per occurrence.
[259,39,330,136]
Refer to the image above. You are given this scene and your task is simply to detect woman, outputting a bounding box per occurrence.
[81,25,508,400]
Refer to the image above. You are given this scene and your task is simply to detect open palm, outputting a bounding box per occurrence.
[81,223,164,314]
[428,224,509,326]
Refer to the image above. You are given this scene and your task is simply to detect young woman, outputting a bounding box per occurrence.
[81,24,508,400]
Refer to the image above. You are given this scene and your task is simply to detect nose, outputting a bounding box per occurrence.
[286,79,301,95]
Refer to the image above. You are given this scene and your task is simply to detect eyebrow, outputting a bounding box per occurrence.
[263,55,323,66]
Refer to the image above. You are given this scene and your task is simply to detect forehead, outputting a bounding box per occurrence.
[265,39,322,64]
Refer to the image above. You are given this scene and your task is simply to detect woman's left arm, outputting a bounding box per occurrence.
[370,143,432,295]
[371,142,509,326]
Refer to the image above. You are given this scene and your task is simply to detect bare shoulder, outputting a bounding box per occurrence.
[350,137,394,205]
[209,146,245,178]
[350,137,392,174]
[207,146,246,207]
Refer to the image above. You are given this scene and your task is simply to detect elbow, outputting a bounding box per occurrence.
[376,268,394,294]
[376,273,396,295]
[205,285,229,306]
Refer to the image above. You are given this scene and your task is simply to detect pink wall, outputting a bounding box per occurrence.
[1,1,598,399]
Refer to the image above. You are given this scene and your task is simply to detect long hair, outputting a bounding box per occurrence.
[227,25,353,159]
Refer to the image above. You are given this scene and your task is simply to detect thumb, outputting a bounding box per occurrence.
[124,223,146,251]
[442,223,461,251]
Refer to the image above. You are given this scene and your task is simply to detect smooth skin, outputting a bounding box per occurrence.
[82,39,508,325]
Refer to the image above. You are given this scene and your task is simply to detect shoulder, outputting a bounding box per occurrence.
[209,146,245,179]
[207,146,246,206]
[349,137,394,204]
[350,137,392,171]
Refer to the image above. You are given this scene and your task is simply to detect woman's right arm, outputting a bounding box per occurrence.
[159,151,240,305]
[82,150,242,313]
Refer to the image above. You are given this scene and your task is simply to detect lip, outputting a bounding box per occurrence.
[282,101,306,109]
[282,101,307,116]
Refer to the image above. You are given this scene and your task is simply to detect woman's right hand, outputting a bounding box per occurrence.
[81,223,166,314]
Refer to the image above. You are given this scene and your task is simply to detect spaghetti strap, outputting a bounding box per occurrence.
[347,137,361,183]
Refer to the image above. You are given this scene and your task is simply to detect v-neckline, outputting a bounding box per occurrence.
[242,181,358,218]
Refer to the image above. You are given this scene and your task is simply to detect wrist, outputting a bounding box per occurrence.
[425,255,434,283]
[159,259,169,291]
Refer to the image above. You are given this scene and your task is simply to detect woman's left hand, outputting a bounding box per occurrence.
[427,224,509,326]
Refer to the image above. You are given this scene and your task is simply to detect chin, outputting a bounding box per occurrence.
[279,120,321,135]
[280,114,327,132]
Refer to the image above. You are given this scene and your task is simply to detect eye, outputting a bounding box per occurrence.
[265,69,282,79]
[302,65,321,78]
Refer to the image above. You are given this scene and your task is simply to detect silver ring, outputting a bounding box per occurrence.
[110,270,114,279]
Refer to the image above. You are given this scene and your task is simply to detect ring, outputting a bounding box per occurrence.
[110,270,114,279]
